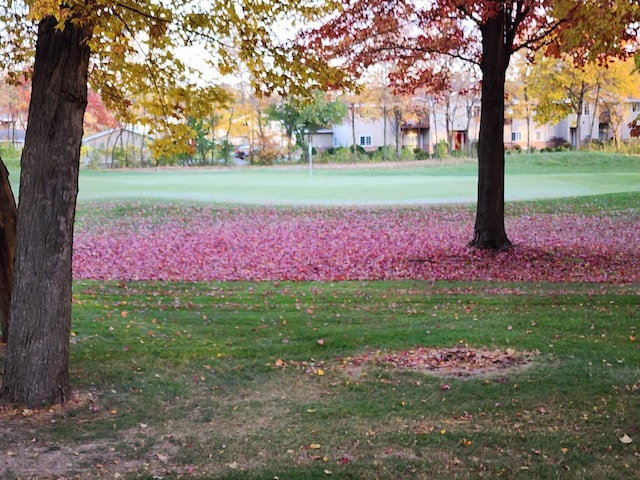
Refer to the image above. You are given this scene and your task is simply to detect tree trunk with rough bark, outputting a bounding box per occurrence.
[0,157,16,344]
[469,12,512,251]
[1,16,91,408]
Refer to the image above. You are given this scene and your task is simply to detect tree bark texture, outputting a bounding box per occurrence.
[1,17,91,407]
[470,11,513,251]
[0,157,17,344]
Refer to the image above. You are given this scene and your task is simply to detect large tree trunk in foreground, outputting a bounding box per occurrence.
[1,17,91,408]
[469,11,512,251]
[0,158,17,344]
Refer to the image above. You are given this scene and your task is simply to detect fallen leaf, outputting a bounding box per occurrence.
[309,443,322,449]
[620,433,633,444]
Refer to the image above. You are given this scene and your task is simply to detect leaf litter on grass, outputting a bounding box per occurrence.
[73,204,640,284]
[18,201,634,478]
[341,346,537,379]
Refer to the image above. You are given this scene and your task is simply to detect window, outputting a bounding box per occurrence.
[535,131,547,141]
[472,106,481,117]
[359,136,372,147]
[633,103,640,112]
[583,105,590,115]
[599,123,610,142]
[405,132,418,148]
[511,131,522,142]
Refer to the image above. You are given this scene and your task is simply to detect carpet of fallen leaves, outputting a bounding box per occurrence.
[73,204,639,284]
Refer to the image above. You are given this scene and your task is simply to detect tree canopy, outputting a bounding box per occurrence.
[528,54,639,149]
[0,0,346,407]
[1,0,347,157]
[267,91,347,159]
[299,0,640,250]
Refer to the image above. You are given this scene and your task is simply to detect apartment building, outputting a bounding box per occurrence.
[313,98,640,155]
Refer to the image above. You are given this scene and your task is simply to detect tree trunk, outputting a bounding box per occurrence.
[465,102,473,157]
[382,103,388,162]
[1,16,91,408]
[350,103,357,161]
[431,98,440,158]
[469,11,512,251]
[394,107,401,160]
[588,83,601,150]
[0,157,17,344]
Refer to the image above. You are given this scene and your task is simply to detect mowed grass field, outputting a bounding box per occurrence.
[3,150,639,205]
[3,279,639,479]
[0,151,639,479]
[70,152,640,205]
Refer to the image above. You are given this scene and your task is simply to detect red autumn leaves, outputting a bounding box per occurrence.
[73,205,639,284]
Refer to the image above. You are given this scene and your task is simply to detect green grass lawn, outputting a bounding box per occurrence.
[72,152,640,205]
[0,151,639,479]
[4,150,639,205]
[2,279,637,479]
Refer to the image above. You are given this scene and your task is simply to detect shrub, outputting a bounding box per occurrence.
[350,144,367,155]
[251,145,279,165]
[369,146,396,162]
[317,146,364,164]
[435,140,449,158]
[399,146,414,161]
[620,139,640,154]
[414,148,430,160]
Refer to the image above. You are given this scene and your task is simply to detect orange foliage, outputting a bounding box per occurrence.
[300,1,640,96]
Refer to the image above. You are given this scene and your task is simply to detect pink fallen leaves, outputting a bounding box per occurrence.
[73,205,639,283]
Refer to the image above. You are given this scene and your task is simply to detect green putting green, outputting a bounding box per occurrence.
[75,164,640,205]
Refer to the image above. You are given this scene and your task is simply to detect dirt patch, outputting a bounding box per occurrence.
[342,346,537,378]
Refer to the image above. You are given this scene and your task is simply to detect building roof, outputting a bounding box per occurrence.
[82,127,153,143]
